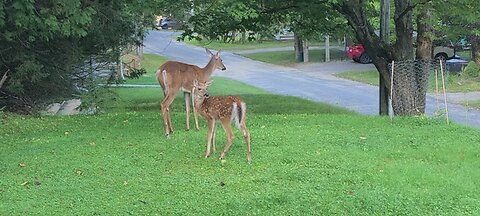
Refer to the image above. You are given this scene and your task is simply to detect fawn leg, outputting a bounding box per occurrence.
[211,124,217,154]
[205,119,215,158]
[241,123,252,163]
[219,121,234,160]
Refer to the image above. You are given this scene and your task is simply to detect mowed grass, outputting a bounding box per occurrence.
[184,39,295,51]
[461,99,480,110]
[2,76,480,215]
[241,49,348,66]
[336,70,480,93]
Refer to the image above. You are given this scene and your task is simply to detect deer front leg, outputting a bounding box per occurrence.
[219,120,234,160]
[205,119,216,158]
[211,124,217,154]
[192,96,200,131]
[184,92,191,131]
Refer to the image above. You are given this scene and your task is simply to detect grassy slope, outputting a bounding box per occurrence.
[1,77,480,215]
[241,49,347,66]
[2,53,480,215]
[336,70,480,93]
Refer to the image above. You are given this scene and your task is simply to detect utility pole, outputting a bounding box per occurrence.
[379,0,390,116]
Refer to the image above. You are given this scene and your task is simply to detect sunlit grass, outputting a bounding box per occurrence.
[336,70,480,93]
[240,49,348,66]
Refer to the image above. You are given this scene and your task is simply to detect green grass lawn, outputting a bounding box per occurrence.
[461,99,480,110]
[240,49,348,66]
[336,70,480,93]
[184,39,295,51]
[2,74,480,214]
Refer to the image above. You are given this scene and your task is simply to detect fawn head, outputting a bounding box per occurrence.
[193,79,213,98]
[205,48,226,71]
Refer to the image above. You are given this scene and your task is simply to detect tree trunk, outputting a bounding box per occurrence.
[471,36,480,67]
[294,33,304,62]
[303,40,309,62]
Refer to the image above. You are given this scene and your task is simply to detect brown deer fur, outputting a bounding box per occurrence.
[156,48,226,138]
[193,80,252,163]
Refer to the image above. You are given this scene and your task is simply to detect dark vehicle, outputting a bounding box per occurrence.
[157,18,178,29]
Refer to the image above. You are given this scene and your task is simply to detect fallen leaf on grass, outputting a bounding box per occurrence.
[19,163,26,168]
[21,181,28,186]
[347,191,355,196]
[34,181,41,186]
[219,181,225,187]
[64,131,69,136]
[359,136,367,140]
[89,141,96,146]
[75,170,83,176]
[123,181,128,186]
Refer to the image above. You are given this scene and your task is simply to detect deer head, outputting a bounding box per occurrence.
[205,48,226,71]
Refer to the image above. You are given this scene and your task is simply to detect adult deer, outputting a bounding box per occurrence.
[156,48,226,138]
[192,80,252,163]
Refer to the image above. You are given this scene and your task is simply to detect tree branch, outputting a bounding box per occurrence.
[395,0,430,22]
[0,70,9,89]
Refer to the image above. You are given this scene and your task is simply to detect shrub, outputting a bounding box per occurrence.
[463,61,480,78]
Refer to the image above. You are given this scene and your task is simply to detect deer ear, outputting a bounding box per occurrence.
[216,49,222,56]
[205,48,214,56]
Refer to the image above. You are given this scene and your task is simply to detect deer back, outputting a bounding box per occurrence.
[198,96,244,120]
[157,61,206,93]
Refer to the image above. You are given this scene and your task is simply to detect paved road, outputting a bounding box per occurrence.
[144,31,480,128]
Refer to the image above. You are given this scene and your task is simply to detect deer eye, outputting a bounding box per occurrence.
[198,88,201,91]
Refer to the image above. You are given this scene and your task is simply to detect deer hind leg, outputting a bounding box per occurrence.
[219,119,234,160]
[184,92,191,131]
[240,123,251,163]
[205,119,216,158]
[160,92,177,138]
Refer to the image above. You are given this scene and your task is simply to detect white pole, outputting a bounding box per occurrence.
[390,61,395,119]
[435,69,439,111]
[439,60,449,124]
[325,35,330,62]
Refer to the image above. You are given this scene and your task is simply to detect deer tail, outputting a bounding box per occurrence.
[231,102,246,129]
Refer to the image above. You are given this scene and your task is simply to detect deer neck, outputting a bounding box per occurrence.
[193,92,206,110]
[201,57,216,77]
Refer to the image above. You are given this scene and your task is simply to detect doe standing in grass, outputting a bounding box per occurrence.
[156,48,226,138]
[192,80,252,163]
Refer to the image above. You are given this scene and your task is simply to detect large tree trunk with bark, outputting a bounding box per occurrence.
[471,36,480,67]
[294,33,304,62]
[335,0,435,116]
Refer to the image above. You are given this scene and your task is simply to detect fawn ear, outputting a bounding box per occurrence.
[205,48,214,57]
[205,80,213,86]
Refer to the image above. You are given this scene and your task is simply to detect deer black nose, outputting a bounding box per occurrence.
[221,67,226,71]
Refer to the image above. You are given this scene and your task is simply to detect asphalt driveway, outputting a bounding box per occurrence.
[143,30,480,128]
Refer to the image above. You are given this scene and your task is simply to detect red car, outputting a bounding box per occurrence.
[346,44,372,64]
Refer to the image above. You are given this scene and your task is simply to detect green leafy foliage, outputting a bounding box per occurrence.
[463,61,480,78]
[0,0,161,113]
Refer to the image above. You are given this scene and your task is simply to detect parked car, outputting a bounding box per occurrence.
[157,18,178,29]
[346,44,372,64]
[346,43,455,64]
